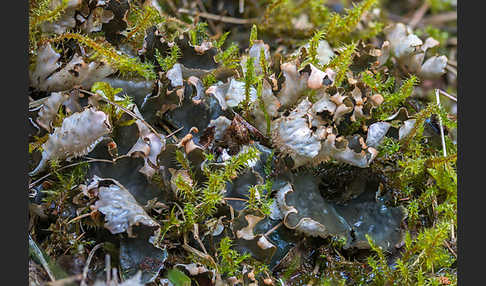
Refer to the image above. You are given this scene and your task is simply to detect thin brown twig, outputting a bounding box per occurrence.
[166,126,184,139]
[79,89,164,141]
[223,197,248,202]
[387,13,407,23]
[46,275,83,286]
[178,8,258,24]
[444,240,457,258]
[164,14,192,28]
[63,232,86,255]
[411,249,425,268]
[29,157,119,190]
[182,243,218,269]
[182,233,219,270]
[195,0,218,33]
[159,122,179,141]
[447,37,457,46]
[409,2,429,29]
[421,11,457,26]
[264,222,283,237]
[81,243,104,286]
[68,212,95,225]
[29,97,48,111]
[164,0,180,16]
[193,224,209,255]
[439,89,457,102]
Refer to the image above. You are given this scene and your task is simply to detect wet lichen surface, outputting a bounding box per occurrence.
[28,0,457,285]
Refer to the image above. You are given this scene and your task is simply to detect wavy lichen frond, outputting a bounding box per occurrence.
[48,32,156,80]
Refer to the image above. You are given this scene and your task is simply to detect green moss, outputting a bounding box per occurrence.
[218,237,251,277]
[326,42,357,87]
[215,42,240,69]
[246,184,273,216]
[361,70,395,93]
[256,79,272,137]
[28,0,456,283]
[164,146,262,234]
[124,2,163,48]
[160,207,183,240]
[308,0,331,27]
[250,24,258,47]
[91,81,132,124]
[301,29,326,68]
[378,137,400,157]
[426,0,456,13]
[375,75,419,120]
[50,33,156,80]
[199,147,260,217]
[202,73,217,87]
[189,22,209,46]
[367,221,455,285]
[324,0,378,45]
[241,57,257,118]
[42,162,89,205]
[155,43,181,72]
[215,31,231,49]
[29,0,69,55]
